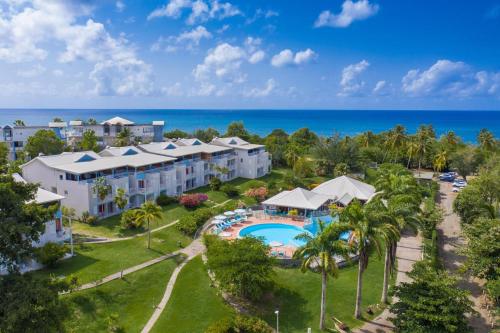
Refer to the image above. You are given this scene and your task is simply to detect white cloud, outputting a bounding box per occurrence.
[116,1,126,12]
[372,80,391,96]
[245,8,279,24]
[339,59,370,96]
[17,64,46,77]
[148,0,241,24]
[402,59,500,98]
[249,50,265,64]
[271,48,317,67]
[244,78,276,97]
[162,82,183,96]
[315,0,379,28]
[0,1,154,96]
[152,25,212,52]
[52,69,64,77]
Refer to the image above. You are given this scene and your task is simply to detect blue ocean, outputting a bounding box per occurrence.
[0,109,498,143]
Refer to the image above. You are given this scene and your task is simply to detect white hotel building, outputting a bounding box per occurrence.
[20,137,271,219]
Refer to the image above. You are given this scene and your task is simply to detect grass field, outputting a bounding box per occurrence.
[63,257,181,332]
[151,256,234,333]
[34,225,191,284]
[257,255,387,332]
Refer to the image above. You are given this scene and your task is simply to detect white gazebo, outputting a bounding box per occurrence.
[312,175,375,205]
[262,187,331,217]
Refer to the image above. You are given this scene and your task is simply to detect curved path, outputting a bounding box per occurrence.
[352,230,422,333]
[141,238,206,333]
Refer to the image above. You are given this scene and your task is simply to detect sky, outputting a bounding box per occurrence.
[0,0,499,110]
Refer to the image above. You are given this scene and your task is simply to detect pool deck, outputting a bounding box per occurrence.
[212,215,308,258]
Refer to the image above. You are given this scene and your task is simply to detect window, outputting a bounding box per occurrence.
[59,175,63,180]
[138,180,145,189]
[240,158,243,163]
[64,190,68,195]
[98,204,105,214]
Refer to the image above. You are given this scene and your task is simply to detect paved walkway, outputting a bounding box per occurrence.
[353,229,422,333]
[141,238,206,333]
[437,182,493,332]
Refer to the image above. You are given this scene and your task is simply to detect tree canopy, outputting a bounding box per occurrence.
[24,129,65,158]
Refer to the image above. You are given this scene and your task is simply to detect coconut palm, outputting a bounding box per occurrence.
[477,129,496,151]
[389,125,407,163]
[293,221,354,330]
[415,126,432,172]
[339,200,399,318]
[285,143,303,167]
[115,128,132,147]
[359,131,376,148]
[433,150,448,172]
[406,138,418,169]
[445,130,459,147]
[13,120,25,126]
[135,201,163,249]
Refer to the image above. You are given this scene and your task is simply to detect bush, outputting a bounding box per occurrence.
[244,187,268,202]
[209,177,222,191]
[179,193,208,208]
[80,211,98,225]
[176,207,215,236]
[156,194,177,206]
[220,184,239,198]
[35,242,68,268]
[120,209,142,229]
[205,315,273,333]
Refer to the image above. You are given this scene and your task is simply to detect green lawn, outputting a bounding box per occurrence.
[256,255,387,332]
[33,225,191,284]
[63,257,182,333]
[151,256,234,333]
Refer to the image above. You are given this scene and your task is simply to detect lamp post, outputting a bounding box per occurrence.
[274,310,279,333]
[63,214,74,257]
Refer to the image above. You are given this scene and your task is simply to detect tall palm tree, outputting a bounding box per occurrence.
[445,130,459,147]
[390,125,407,163]
[406,138,418,169]
[294,221,353,330]
[359,131,375,148]
[285,143,303,167]
[13,120,25,126]
[433,150,448,172]
[135,201,163,249]
[115,128,132,147]
[477,129,496,151]
[415,126,431,172]
[339,201,399,318]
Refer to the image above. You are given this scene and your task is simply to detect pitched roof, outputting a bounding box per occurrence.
[12,173,64,204]
[100,117,134,125]
[312,175,375,202]
[210,137,264,150]
[263,187,331,210]
[138,141,231,157]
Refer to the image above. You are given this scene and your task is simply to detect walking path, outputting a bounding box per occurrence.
[353,230,422,333]
[437,182,492,332]
[141,238,206,333]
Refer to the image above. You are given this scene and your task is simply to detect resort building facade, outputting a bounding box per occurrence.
[1,116,164,160]
[1,174,69,274]
[20,137,271,219]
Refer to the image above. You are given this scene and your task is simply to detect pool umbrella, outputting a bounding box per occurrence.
[234,208,246,214]
[224,211,235,216]
[214,215,227,220]
[269,241,283,247]
[210,220,221,225]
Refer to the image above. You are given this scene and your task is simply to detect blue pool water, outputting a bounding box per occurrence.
[239,224,310,247]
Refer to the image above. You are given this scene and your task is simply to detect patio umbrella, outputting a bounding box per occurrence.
[214,215,227,220]
[210,220,221,225]
[224,211,235,216]
[234,208,246,214]
[219,232,232,237]
[269,241,283,247]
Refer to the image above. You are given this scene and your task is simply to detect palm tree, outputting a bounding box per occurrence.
[294,221,353,330]
[115,128,132,147]
[477,129,496,151]
[433,150,448,172]
[339,200,399,318]
[415,126,431,172]
[285,143,303,167]
[406,138,418,169]
[13,120,25,126]
[135,201,163,249]
[359,131,375,148]
[389,125,407,163]
[445,130,459,147]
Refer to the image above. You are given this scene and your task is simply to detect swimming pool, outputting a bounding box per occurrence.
[238,223,310,247]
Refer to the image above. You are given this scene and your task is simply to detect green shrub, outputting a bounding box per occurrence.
[35,242,68,268]
[220,184,239,198]
[209,177,222,191]
[205,315,273,333]
[156,194,177,206]
[176,207,216,236]
[120,209,142,229]
[80,211,98,225]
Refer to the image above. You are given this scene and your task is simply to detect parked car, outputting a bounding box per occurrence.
[452,180,467,188]
[439,173,456,182]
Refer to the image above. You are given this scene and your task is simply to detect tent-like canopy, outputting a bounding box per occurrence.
[100,116,135,125]
[263,187,331,210]
[312,175,375,202]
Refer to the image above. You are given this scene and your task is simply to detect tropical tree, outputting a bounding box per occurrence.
[293,222,353,330]
[415,126,432,171]
[79,129,99,152]
[284,142,303,167]
[445,130,459,147]
[293,156,315,178]
[477,128,496,151]
[87,118,97,125]
[389,125,407,163]
[192,127,220,142]
[24,129,65,158]
[13,119,25,126]
[433,149,448,172]
[0,142,9,173]
[339,200,399,318]
[52,117,63,122]
[113,188,128,211]
[93,177,111,201]
[450,146,479,181]
[114,128,132,147]
[225,121,250,140]
[135,201,162,249]
[289,127,319,152]
[358,130,376,148]
[405,138,418,168]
